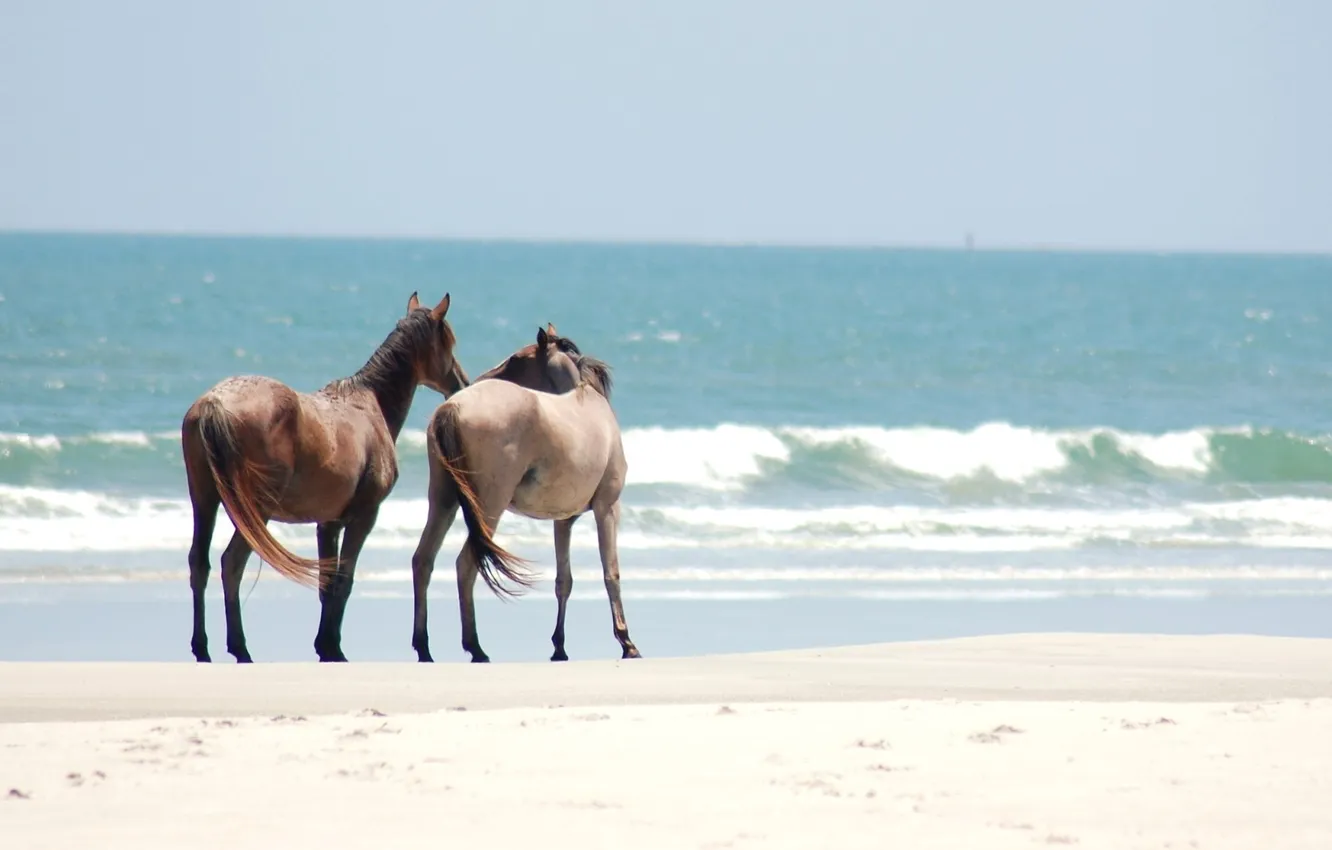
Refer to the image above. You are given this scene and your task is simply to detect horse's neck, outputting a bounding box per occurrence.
[349,358,418,440]
[376,384,416,440]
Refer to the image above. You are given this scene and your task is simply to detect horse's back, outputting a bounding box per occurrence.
[441,379,615,442]
[181,375,303,468]
[538,386,620,448]
[437,378,542,433]
[186,375,301,425]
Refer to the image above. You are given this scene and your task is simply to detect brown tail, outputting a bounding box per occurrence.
[430,406,535,598]
[195,398,330,590]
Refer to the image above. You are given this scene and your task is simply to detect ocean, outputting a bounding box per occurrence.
[3,233,1332,662]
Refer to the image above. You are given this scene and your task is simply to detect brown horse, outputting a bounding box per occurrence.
[182,292,467,664]
[409,325,641,663]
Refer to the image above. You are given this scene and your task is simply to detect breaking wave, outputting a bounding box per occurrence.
[7,422,1332,494]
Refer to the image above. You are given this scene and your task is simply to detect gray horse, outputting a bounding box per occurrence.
[409,325,640,663]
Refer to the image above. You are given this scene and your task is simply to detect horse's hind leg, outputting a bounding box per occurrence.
[220,530,255,663]
[455,466,528,663]
[456,503,510,664]
[593,500,640,659]
[456,544,488,663]
[411,472,459,662]
[550,517,577,662]
[188,493,220,663]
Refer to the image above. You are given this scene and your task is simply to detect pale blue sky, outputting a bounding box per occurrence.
[1,1,1329,252]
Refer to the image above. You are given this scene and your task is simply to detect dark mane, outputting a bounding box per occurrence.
[553,336,582,356]
[572,351,612,399]
[325,310,452,393]
[546,333,609,398]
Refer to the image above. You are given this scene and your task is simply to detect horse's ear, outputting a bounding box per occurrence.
[546,322,557,337]
[430,292,451,320]
[536,326,550,349]
[406,292,421,314]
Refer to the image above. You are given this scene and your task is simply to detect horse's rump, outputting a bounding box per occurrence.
[187,395,330,588]
[429,403,535,598]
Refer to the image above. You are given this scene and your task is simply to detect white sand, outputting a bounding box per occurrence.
[3,634,1332,849]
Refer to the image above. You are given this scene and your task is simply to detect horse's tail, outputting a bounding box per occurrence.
[195,398,329,589]
[430,405,534,598]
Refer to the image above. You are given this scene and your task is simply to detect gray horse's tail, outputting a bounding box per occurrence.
[429,406,535,598]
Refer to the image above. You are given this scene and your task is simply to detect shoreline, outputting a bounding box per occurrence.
[5,589,1332,667]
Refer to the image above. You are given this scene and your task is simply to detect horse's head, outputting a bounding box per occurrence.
[476,323,584,394]
[405,291,470,395]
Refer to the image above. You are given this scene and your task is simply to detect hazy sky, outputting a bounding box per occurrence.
[1,1,1329,252]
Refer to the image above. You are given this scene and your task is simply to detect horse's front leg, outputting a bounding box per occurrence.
[593,500,640,659]
[411,481,458,663]
[310,522,342,659]
[550,517,577,661]
[313,519,357,662]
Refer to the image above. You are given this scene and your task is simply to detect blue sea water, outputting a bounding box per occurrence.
[3,233,1332,661]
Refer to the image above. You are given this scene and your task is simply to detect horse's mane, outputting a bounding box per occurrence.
[325,309,454,394]
[552,335,612,399]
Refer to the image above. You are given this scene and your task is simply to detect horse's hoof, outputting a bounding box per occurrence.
[413,640,433,663]
[319,654,349,663]
[470,654,491,664]
[551,649,569,662]
[229,649,253,664]
[314,641,348,662]
[622,646,642,659]
[194,654,212,663]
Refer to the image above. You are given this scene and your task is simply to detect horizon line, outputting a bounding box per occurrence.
[2,226,1329,261]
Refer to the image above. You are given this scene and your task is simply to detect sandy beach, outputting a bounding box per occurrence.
[2,634,1331,849]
